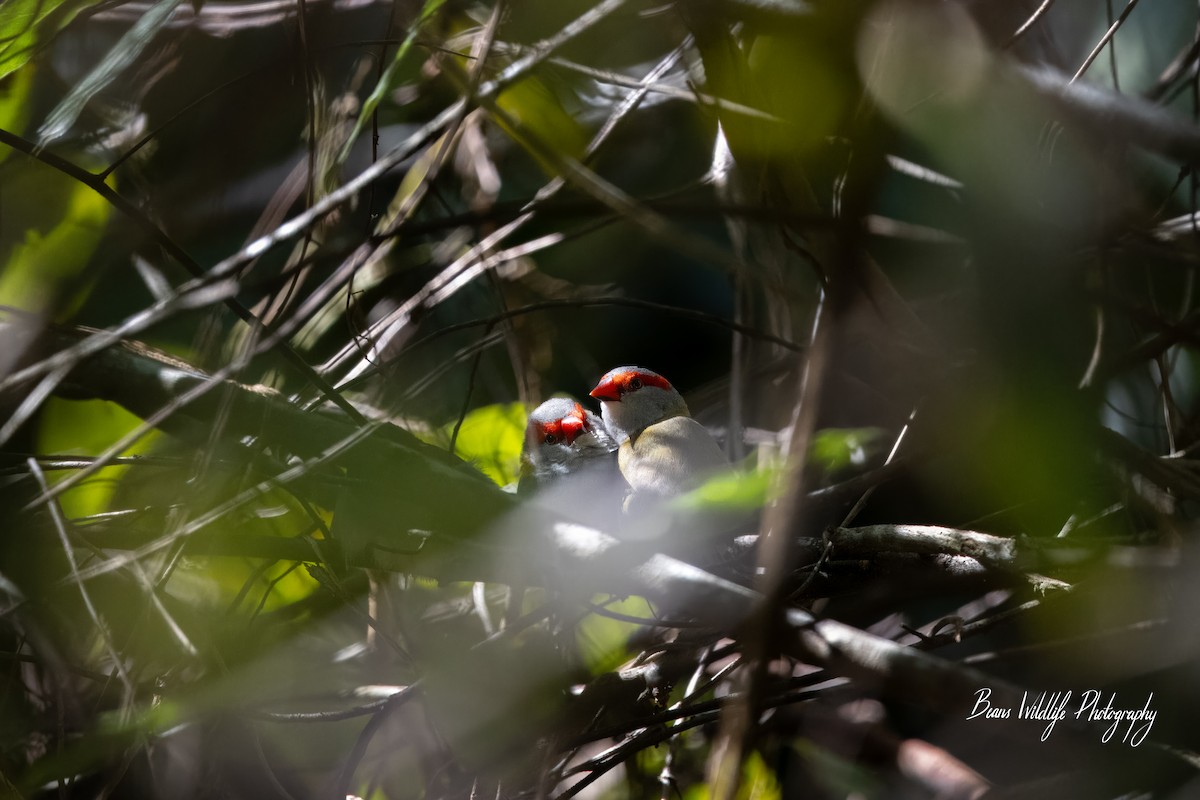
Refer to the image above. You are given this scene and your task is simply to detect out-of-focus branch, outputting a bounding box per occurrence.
[1018,63,1200,164]
[89,0,389,33]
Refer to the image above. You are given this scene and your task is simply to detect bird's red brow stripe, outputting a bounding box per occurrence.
[630,372,672,391]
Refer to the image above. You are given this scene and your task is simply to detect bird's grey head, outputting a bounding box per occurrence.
[588,366,688,444]
[523,396,615,480]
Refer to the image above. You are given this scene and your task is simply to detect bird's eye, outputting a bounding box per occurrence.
[629,377,642,390]
[545,433,558,444]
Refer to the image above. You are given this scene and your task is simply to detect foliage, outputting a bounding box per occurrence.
[438,401,526,486]
[0,0,101,80]
[2,0,1200,798]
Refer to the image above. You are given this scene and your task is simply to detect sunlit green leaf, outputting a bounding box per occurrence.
[186,557,320,616]
[0,0,100,80]
[741,751,784,800]
[441,402,526,486]
[35,397,160,519]
[670,462,783,512]
[576,595,651,674]
[684,751,782,800]
[0,63,35,158]
[0,160,111,317]
[809,427,885,474]
[96,699,184,735]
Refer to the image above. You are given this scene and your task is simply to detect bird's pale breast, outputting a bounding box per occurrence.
[618,415,727,496]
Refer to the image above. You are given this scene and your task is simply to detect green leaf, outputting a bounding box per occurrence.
[20,699,186,792]
[0,160,111,316]
[670,463,784,512]
[745,33,852,155]
[442,402,527,486]
[740,751,784,800]
[684,751,782,800]
[493,75,588,171]
[37,0,184,144]
[672,431,888,513]
[0,0,100,80]
[337,0,447,164]
[35,398,160,520]
[809,427,885,474]
[576,595,651,674]
[0,63,35,156]
[184,556,321,616]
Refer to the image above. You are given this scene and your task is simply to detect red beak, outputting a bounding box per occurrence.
[589,377,620,401]
[560,415,586,444]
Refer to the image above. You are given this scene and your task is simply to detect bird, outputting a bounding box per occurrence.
[589,366,729,499]
[519,396,617,494]
[507,397,619,633]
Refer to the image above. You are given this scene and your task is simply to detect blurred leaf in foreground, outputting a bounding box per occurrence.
[685,750,783,800]
[36,0,184,145]
[670,461,783,513]
[35,397,160,519]
[809,427,885,475]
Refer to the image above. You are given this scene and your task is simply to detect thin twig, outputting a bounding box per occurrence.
[1070,0,1143,84]
[27,458,135,695]
[1003,0,1059,49]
